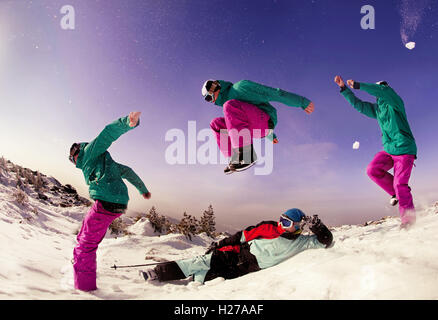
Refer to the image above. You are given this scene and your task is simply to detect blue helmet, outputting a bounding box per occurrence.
[283,208,306,222]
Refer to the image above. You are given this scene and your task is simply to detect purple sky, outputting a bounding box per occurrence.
[1,0,437,231]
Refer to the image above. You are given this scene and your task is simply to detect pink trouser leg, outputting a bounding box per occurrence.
[366,151,396,196]
[393,154,416,224]
[223,99,270,150]
[367,151,416,224]
[73,201,123,291]
[210,117,233,157]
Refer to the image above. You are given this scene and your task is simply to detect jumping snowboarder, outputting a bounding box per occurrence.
[140,208,332,284]
[334,76,417,228]
[69,112,151,291]
[202,79,314,174]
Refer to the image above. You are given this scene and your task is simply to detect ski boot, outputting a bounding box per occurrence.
[139,268,158,282]
[390,195,398,206]
[224,144,257,174]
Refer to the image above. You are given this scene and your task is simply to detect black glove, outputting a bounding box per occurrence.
[303,214,321,229]
[304,215,333,248]
[353,81,360,90]
[205,241,219,254]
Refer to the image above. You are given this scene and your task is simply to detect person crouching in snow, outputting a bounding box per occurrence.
[140,208,332,284]
[202,79,315,174]
[334,76,417,228]
[69,112,151,292]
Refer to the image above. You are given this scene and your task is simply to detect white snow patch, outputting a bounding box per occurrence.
[405,42,416,50]
[127,217,158,237]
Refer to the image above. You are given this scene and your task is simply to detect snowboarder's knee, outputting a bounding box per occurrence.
[366,164,382,178]
[210,117,225,131]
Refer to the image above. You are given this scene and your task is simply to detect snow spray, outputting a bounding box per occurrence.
[399,0,432,48]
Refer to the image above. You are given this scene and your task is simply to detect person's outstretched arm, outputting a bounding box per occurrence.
[118,163,150,198]
[237,80,314,114]
[350,81,404,112]
[335,76,377,119]
[204,221,280,253]
[82,112,141,162]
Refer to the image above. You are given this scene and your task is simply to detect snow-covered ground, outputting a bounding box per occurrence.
[1,163,438,300]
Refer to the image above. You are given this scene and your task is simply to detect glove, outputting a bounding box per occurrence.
[303,214,321,228]
[205,241,219,254]
[304,215,333,248]
[353,81,360,90]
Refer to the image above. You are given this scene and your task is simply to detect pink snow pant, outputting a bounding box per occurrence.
[366,151,416,224]
[73,200,122,291]
[210,99,270,157]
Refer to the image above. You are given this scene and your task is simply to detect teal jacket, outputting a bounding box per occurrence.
[247,235,325,269]
[239,224,326,270]
[75,116,149,205]
[215,80,311,141]
[341,83,417,156]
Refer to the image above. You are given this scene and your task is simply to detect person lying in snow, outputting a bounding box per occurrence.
[69,112,151,292]
[201,79,314,174]
[334,76,417,229]
[140,208,333,284]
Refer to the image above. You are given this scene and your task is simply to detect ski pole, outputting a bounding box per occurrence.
[111,261,168,270]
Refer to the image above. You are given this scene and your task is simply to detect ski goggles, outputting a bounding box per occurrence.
[69,143,81,164]
[203,81,220,103]
[204,92,215,102]
[279,215,303,229]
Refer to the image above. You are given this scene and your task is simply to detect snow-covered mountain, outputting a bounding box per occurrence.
[1,159,438,300]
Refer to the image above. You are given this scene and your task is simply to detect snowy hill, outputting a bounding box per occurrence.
[1,159,438,300]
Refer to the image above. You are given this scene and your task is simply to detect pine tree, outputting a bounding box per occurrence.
[109,218,130,236]
[199,204,216,238]
[0,157,5,179]
[13,188,28,205]
[146,206,169,234]
[0,157,6,170]
[15,172,23,189]
[19,168,33,186]
[176,212,199,241]
[34,172,44,191]
[146,206,159,232]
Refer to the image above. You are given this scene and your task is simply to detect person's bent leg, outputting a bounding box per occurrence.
[223,99,270,150]
[154,262,187,281]
[393,155,416,225]
[146,255,213,284]
[175,254,213,283]
[366,151,396,196]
